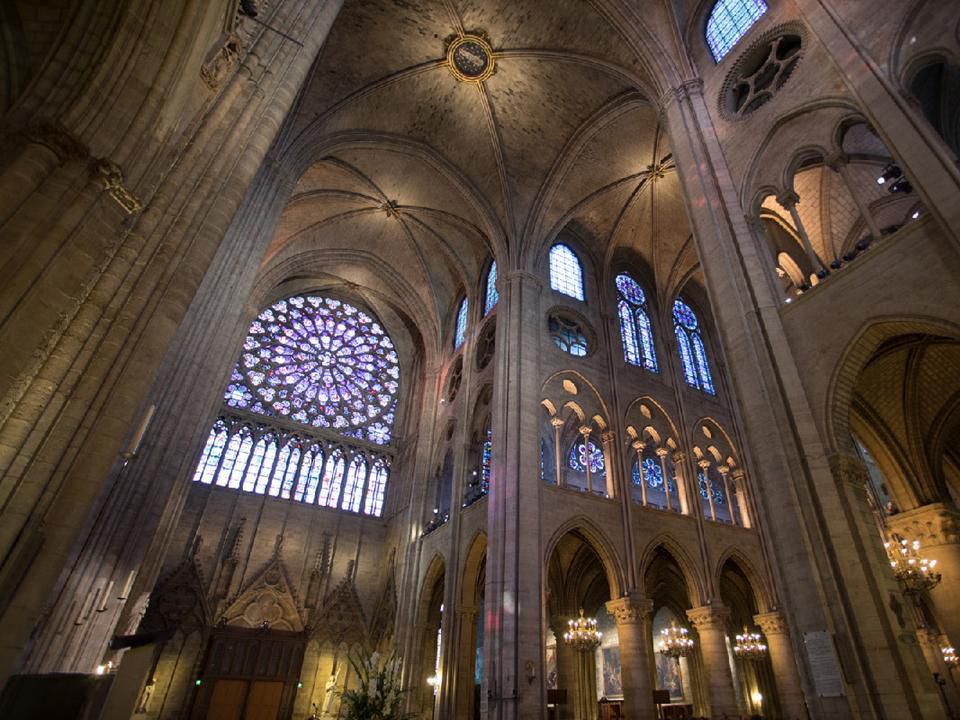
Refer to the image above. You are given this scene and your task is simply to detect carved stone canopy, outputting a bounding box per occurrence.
[220,556,304,632]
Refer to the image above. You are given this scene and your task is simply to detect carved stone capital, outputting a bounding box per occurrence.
[631,439,646,453]
[201,32,245,90]
[776,190,800,209]
[697,458,711,470]
[753,610,788,636]
[579,425,592,439]
[605,593,653,625]
[672,451,686,464]
[22,121,87,162]
[824,151,849,172]
[731,468,746,481]
[686,604,730,631]
[89,158,142,214]
[886,503,960,547]
[600,430,616,446]
[502,269,544,290]
[655,447,669,458]
[550,416,565,430]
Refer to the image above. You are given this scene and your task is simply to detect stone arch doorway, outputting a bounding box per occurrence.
[415,556,446,720]
[545,529,616,720]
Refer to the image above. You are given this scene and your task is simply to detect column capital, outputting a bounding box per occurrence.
[825,151,850,171]
[655,447,670,458]
[578,425,592,439]
[605,593,654,625]
[827,452,872,490]
[502,269,544,290]
[671,450,686,463]
[600,430,616,446]
[753,610,789,636]
[716,464,731,476]
[549,416,565,430]
[731,467,746,481]
[697,458,712,470]
[22,120,88,161]
[687,604,730,630]
[886,502,960,547]
[776,189,800,209]
[630,439,646,453]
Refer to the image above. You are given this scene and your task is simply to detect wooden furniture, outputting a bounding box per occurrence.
[598,698,623,719]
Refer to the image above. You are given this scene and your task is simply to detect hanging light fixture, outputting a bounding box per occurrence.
[563,608,602,653]
[658,620,695,659]
[884,535,942,594]
[943,646,958,669]
[734,628,768,661]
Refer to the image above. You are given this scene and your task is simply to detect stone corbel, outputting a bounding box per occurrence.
[90,158,143,214]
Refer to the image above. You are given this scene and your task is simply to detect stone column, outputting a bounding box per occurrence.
[550,619,578,720]
[717,465,736,525]
[825,151,884,244]
[452,605,480,720]
[600,430,617,499]
[551,416,565,487]
[671,451,690,515]
[657,448,674,512]
[697,459,716,521]
[606,593,656,720]
[632,441,647,506]
[579,426,594,495]
[732,469,751,528]
[776,190,824,272]
[887,503,960,647]
[754,611,807,720]
[687,605,738,717]
[915,627,960,718]
[483,270,544,719]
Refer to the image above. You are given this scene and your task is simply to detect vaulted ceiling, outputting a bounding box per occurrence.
[264,0,698,344]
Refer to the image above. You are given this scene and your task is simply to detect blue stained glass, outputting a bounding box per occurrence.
[223,296,399,445]
[616,273,658,372]
[674,298,714,394]
[706,0,768,62]
[484,261,499,315]
[454,297,469,349]
[549,244,585,300]
[697,468,725,505]
[642,457,665,489]
[568,440,605,475]
[481,427,492,492]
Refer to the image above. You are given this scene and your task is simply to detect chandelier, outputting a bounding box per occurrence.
[658,620,695,659]
[943,646,958,669]
[884,535,942,594]
[563,608,602,653]
[734,628,768,661]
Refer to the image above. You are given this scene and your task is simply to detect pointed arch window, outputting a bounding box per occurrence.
[549,244,585,300]
[454,297,469,349]
[616,273,658,372]
[706,0,768,62]
[673,298,715,395]
[340,455,368,513]
[484,261,499,315]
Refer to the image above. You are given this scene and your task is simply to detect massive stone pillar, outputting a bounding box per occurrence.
[550,620,577,720]
[687,605,738,717]
[887,503,960,647]
[661,78,943,718]
[0,0,346,686]
[483,271,544,719]
[606,593,655,720]
[754,611,807,720]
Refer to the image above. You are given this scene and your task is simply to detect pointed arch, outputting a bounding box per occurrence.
[714,549,773,613]
[549,243,585,300]
[543,517,627,600]
[637,534,707,605]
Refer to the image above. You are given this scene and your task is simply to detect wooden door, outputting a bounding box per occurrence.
[245,681,284,720]
[206,679,247,720]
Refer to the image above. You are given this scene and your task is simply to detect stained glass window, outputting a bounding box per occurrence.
[484,261,499,315]
[340,455,368,513]
[673,298,715,394]
[481,427,492,493]
[568,440,606,475]
[549,315,588,357]
[697,468,725,505]
[706,0,768,62]
[549,244,585,300]
[616,273,658,372]
[454,297,469,349]
[364,459,389,516]
[223,295,399,445]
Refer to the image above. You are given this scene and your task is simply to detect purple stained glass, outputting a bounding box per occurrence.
[617,274,658,372]
[568,440,605,475]
[223,295,399,445]
[674,298,714,394]
[673,298,699,330]
[616,274,647,305]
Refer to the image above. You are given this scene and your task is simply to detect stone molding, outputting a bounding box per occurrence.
[22,121,87,162]
[886,502,960,547]
[753,610,788,635]
[605,594,653,625]
[686,604,731,630]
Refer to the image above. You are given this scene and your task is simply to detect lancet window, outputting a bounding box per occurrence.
[706,0,768,62]
[616,273,658,371]
[484,261,498,315]
[549,244,585,300]
[192,294,398,517]
[454,297,469,348]
[673,298,715,394]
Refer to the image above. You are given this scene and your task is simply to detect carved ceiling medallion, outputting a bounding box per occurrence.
[447,34,495,82]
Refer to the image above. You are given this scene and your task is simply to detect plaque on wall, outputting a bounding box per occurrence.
[803,631,845,697]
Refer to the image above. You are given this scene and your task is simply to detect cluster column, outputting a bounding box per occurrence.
[605,593,656,720]
[687,604,738,717]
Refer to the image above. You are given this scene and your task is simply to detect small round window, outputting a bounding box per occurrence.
[548,313,589,357]
[721,28,803,119]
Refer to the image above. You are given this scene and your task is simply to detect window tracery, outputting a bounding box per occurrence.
[548,313,589,357]
[193,294,397,517]
[673,298,715,394]
[706,0,768,62]
[568,440,605,475]
[549,244,585,300]
[616,273,658,371]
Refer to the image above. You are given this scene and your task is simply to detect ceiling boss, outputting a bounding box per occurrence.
[446,33,496,82]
